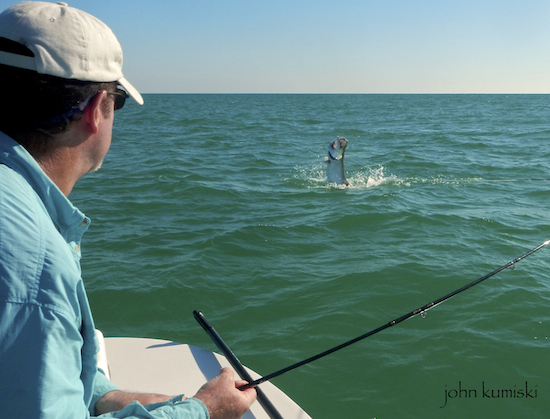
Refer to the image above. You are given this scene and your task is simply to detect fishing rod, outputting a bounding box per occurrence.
[193,310,284,419]
[230,239,550,390]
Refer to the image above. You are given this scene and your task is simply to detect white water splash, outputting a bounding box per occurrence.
[291,164,406,189]
[346,165,406,189]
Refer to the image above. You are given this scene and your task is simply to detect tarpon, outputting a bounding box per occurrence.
[326,137,348,186]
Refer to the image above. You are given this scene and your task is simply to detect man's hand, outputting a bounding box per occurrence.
[193,368,257,419]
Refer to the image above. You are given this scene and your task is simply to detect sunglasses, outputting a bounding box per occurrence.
[107,88,129,111]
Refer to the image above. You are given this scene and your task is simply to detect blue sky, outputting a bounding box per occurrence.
[3,0,550,93]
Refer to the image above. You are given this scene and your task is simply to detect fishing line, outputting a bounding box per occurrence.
[197,240,550,391]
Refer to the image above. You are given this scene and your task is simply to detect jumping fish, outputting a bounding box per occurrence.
[326,137,348,186]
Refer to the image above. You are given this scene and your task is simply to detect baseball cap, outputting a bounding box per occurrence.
[0,1,143,105]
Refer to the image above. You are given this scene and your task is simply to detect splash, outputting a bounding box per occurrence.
[347,165,406,189]
[291,164,406,189]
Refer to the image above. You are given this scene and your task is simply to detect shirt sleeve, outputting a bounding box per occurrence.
[0,302,93,418]
[0,302,210,419]
[94,397,209,419]
[90,370,120,415]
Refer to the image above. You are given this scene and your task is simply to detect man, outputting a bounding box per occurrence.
[0,2,256,418]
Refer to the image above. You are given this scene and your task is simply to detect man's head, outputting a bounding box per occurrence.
[0,2,142,151]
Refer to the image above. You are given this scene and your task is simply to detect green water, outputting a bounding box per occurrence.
[73,94,550,418]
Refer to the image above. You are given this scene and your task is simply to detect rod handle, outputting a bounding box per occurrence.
[193,311,284,419]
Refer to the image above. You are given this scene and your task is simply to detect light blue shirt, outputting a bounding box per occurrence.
[0,132,208,419]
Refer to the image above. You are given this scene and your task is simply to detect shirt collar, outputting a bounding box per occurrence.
[0,131,90,241]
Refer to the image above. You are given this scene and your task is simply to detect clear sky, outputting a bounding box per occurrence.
[3,0,550,93]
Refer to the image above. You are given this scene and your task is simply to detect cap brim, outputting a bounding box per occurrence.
[119,76,143,105]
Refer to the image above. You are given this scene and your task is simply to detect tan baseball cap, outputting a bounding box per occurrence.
[0,1,143,105]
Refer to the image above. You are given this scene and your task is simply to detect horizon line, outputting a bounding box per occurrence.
[138,92,550,95]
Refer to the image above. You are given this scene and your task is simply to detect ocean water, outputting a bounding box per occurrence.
[73,94,550,419]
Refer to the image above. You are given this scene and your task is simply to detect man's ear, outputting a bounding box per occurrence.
[83,90,108,135]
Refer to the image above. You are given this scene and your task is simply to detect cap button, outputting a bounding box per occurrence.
[57,2,68,6]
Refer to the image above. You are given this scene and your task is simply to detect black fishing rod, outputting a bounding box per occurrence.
[231,239,549,390]
[193,310,284,419]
